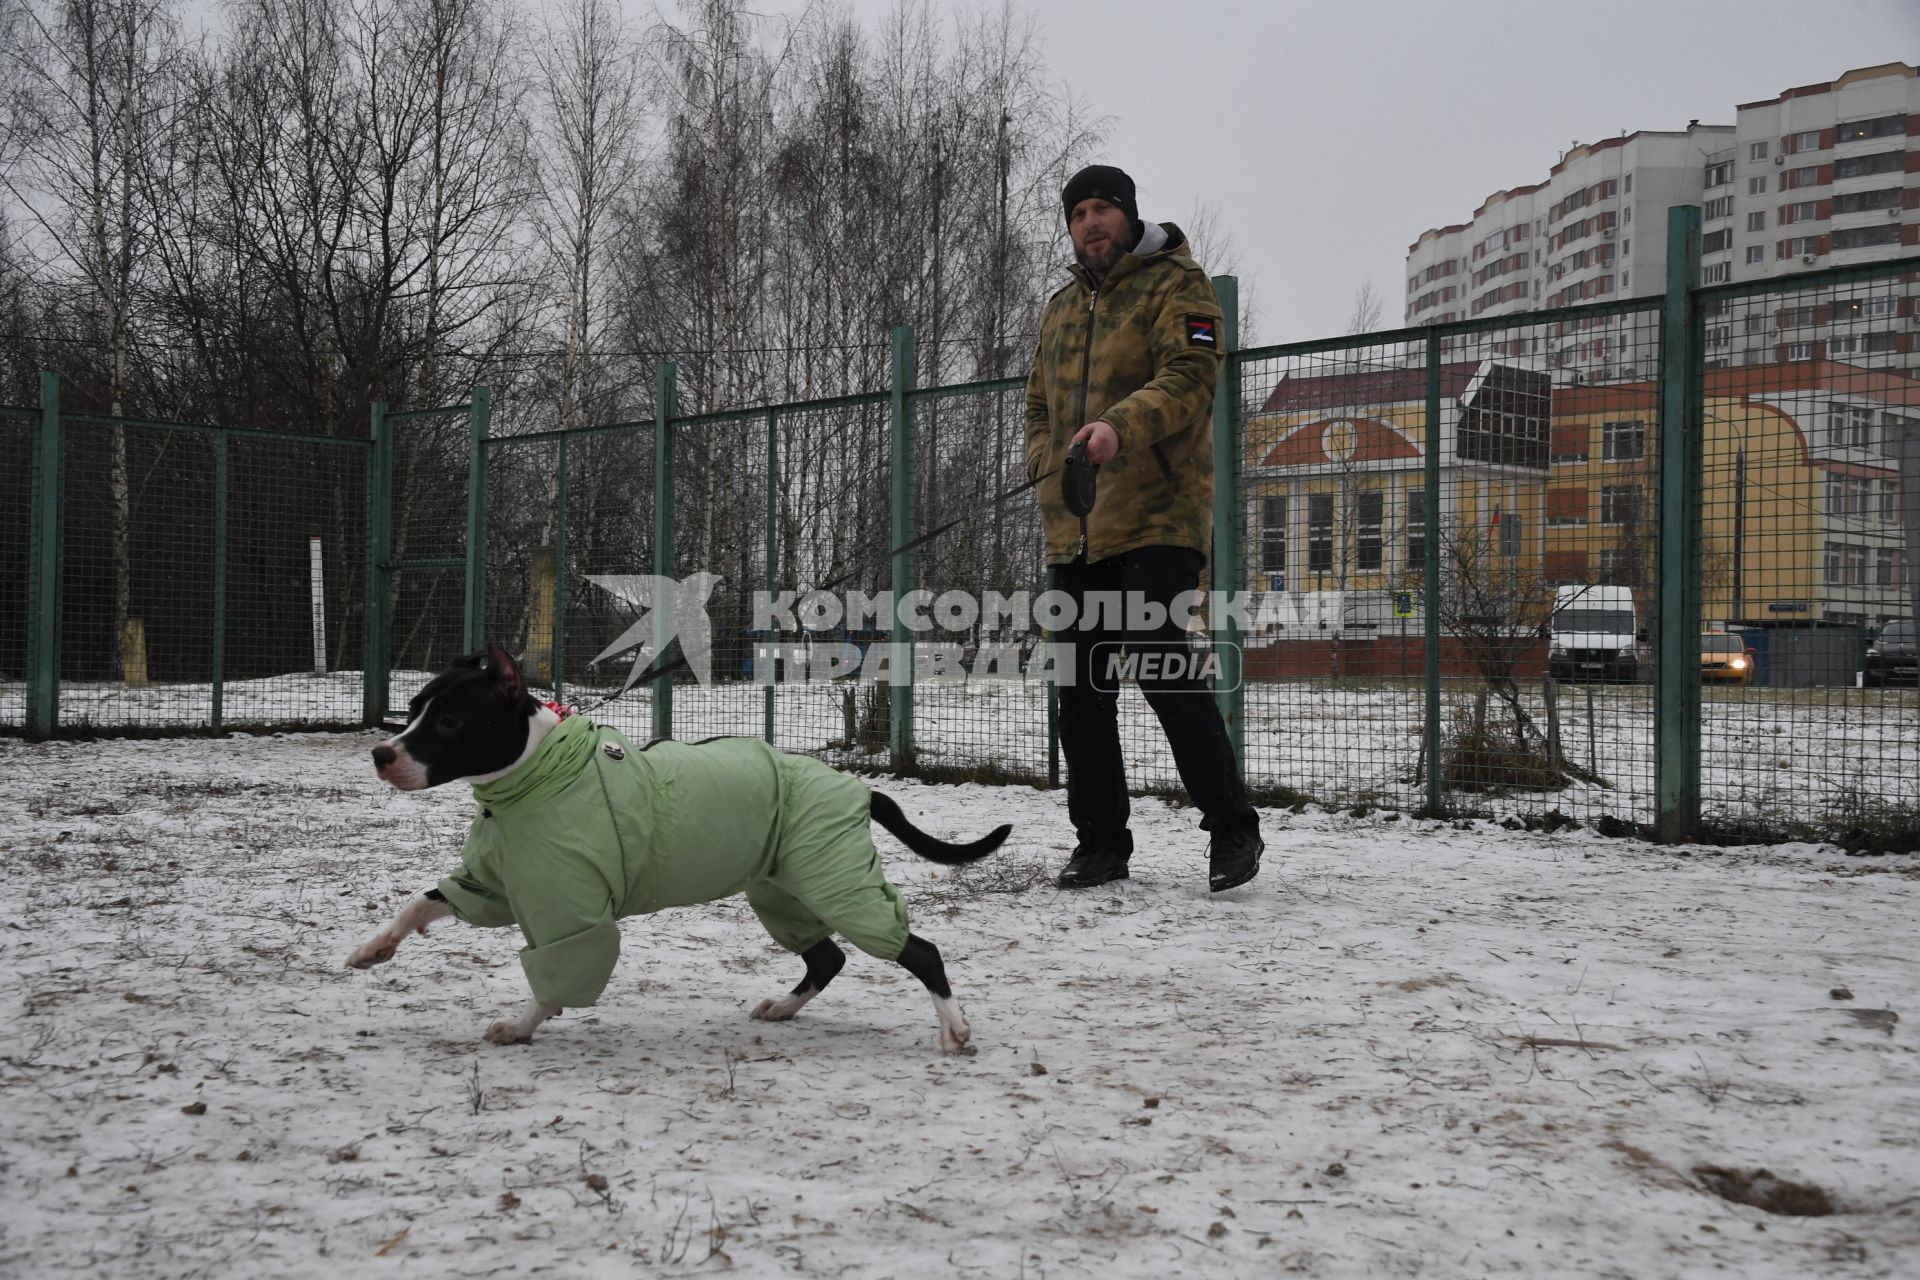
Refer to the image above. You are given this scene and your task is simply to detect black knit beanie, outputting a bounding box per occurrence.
[1062,165,1142,241]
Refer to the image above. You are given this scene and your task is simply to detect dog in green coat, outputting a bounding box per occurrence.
[347,646,1008,1054]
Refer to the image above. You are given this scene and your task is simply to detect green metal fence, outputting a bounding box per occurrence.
[5,218,1917,847]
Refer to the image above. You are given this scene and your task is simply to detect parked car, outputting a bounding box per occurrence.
[1862,618,1917,687]
[1699,633,1754,685]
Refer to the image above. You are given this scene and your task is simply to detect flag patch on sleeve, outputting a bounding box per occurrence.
[1186,315,1218,348]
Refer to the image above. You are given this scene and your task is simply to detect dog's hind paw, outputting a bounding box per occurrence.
[483,1020,536,1045]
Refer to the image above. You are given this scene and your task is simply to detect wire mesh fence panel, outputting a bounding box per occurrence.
[548,424,657,743]
[54,421,216,732]
[1236,303,1664,827]
[386,412,475,712]
[908,383,1052,785]
[483,436,562,692]
[0,408,32,728]
[668,410,772,743]
[1694,270,1920,840]
[760,398,893,766]
[1238,338,1438,811]
[221,433,369,728]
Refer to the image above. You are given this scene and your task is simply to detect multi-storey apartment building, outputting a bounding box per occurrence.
[1714,63,1920,371]
[1406,62,1918,379]
[1406,127,1733,381]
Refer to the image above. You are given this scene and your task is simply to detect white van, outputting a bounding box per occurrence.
[1549,584,1639,683]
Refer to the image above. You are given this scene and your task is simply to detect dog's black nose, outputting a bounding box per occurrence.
[372,745,397,770]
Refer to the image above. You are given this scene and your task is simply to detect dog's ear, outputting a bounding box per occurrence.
[481,644,525,702]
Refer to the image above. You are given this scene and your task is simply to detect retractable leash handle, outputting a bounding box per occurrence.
[1062,439,1100,518]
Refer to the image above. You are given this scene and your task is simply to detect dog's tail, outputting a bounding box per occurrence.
[869,791,1010,865]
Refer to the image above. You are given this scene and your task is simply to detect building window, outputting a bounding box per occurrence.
[1864,331,1900,354]
[1786,342,1814,360]
[1705,195,1734,221]
[1836,114,1906,143]
[1601,485,1642,526]
[1785,166,1822,189]
[1602,420,1647,460]
[1356,490,1383,573]
[1784,200,1819,223]
[1835,150,1906,180]
[1830,334,1861,356]
[1705,160,1733,187]
[1779,305,1815,327]
[1308,493,1334,575]
[1405,488,1426,573]
[1828,473,1873,514]
[1598,548,1643,587]
[1791,130,1822,152]
[1702,262,1730,284]
[1746,245,1766,265]
[1843,297,1904,320]
[1832,188,1904,214]
[1832,224,1903,251]
[1260,495,1288,574]
[1748,176,1768,196]
[1624,173,1632,194]
[1750,140,1770,162]
[1747,211,1768,232]
[1824,543,1867,587]
[1497,510,1521,558]
[1842,406,1876,449]
[1881,479,1901,523]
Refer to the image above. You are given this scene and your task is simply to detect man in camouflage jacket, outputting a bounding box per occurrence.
[1024,164,1263,893]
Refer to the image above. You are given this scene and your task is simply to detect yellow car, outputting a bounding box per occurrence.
[1700,634,1754,686]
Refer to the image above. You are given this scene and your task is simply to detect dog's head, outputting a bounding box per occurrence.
[372,644,539,790]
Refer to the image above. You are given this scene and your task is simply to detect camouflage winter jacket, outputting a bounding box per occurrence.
[1024,223,1222,566]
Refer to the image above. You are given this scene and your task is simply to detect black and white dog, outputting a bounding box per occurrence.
[347,647,1009,1053]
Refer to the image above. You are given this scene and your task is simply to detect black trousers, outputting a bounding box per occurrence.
[1052,546,1257,854]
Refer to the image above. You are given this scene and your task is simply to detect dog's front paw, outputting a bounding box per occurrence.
[483,1019,537,1046]
[936,1000,972,1056]
[346,935,399,969]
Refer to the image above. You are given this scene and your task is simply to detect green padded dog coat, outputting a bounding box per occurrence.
[434,716,910,1009]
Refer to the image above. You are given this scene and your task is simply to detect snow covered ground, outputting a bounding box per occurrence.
[2,729,1916,1278]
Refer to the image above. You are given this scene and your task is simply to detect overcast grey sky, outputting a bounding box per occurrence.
[812,0,1917,344]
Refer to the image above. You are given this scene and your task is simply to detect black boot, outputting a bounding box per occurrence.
[1208,823,1263,893]
[1056,838,1131,889]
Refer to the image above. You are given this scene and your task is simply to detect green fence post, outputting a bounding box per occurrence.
[211,432,228,732]
[25,371,62,740]
[1210,275,1245,775]
[363,401,392,726]
[889,325,916,768]
[1423,336,1444,815]
[464,386,491,653]
[653,362,677,742]
[553,435,568,708]
[764,407,778,745]
[1656,206,1703,843]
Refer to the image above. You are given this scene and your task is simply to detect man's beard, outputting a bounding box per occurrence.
[1074,229,1132,277]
